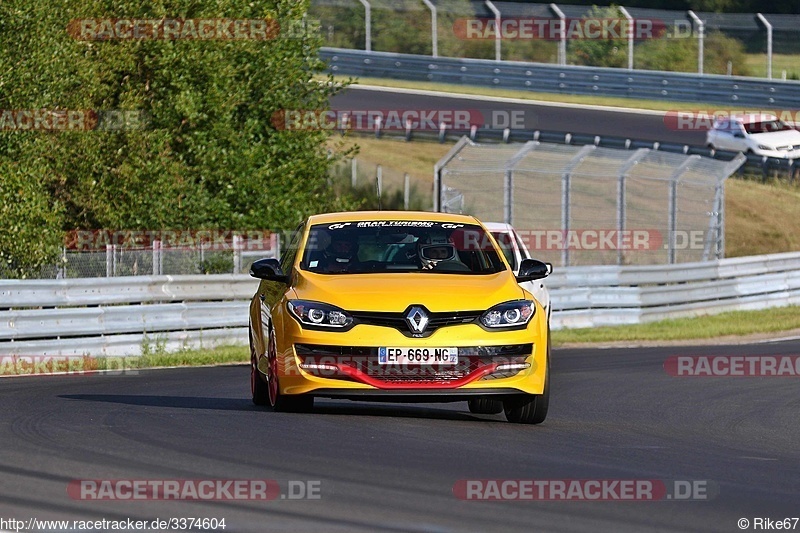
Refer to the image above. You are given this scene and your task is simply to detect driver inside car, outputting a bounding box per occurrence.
[320,237,359,273]
[417,235,459,270]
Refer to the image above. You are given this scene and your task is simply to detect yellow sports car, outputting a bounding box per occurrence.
[248,211,552,424]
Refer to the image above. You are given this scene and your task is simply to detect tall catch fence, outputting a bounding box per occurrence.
[435,137,746,266]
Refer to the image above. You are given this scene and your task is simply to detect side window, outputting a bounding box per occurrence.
[279,223,304,274]
[492,232,517,270]
[515,232,531,260]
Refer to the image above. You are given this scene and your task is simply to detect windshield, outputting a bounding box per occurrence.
[743,119,794,134]
[300,221,506,275]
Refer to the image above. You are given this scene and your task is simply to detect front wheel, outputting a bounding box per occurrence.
[251,330,270,406]
[504,331,550,424]
[503,389,548,424]
[266,331,313,413]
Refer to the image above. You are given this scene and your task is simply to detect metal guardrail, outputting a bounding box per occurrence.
[547,251,800,328]
[321,48,800,108]
[0,275,255,357]
[2,252,800,356]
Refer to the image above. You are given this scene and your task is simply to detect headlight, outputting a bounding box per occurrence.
[287,300,353,329]
[757,144,775,151]
[480,300,535,329]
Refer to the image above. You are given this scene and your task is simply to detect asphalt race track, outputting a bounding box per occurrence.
[330,86,707,146]
[1,341,798,532]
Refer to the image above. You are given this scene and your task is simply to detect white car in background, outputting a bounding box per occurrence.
[484,222,551,323]
[706,113,800,159]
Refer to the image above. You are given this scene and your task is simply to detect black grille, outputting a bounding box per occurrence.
[295,343,532,384]
[295,344,532,358]
[349,308,482,337]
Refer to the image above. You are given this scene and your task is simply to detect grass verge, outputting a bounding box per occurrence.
[551,306,800,347]
[134,345,249,368]
[744,53,800,80]
[0,345,249,377]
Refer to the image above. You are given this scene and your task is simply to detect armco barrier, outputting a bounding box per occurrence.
[2,252,800,357]
[547,251,800,328]
[321,48,800,108]
[0,275,255,357]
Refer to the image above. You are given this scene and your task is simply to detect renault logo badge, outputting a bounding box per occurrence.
[405,306,429,334]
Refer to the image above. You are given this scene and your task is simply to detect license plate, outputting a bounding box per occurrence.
[378,347,458,365]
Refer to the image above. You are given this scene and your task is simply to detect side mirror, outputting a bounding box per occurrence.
[733,132,745,138]
[516,259,551,282]
[250,258,288,283]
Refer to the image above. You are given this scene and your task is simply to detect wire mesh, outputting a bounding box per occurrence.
[437,138,742,266]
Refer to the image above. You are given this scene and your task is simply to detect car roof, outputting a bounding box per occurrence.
[720,113,778,124]
[482,222,515,232]
[306,211,481,225]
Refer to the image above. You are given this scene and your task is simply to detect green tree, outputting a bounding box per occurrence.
[0,0,354,277]
[567,5,628,68]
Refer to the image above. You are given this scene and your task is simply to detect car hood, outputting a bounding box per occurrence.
[293,270,526,312]
[749,130,800,146]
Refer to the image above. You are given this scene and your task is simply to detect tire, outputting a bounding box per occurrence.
[251,330,270,406]
[265,328,314,413]
[504,329,550,424]
[468,398,504,415]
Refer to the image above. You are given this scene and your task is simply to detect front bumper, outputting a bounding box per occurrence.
[271,318,548,397]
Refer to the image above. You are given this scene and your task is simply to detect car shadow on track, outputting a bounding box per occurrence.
[60,394,255,411]
[59,394,506,422]
[309,400,505,423]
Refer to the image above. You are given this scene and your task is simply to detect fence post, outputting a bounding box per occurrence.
[106,244,113,277]
[58,247,67,279]
[619,6,634,70]
[376,165,383,208]
[550,3,567,66]
[718,183,725,259]
[688,11,704,75]
[668,181,677,264]
[617,149,648,265]
[422,0,438,57]
[559,144,597,266]
[152,240,161,276]
[404,173,410,210]
[485,0,502,61]
[358,0,371,52]
[233,234,243,274]
[504,169,513,225]
[756,14,772,79]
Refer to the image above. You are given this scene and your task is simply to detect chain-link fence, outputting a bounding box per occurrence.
[435,137,746,266]
[328,156,434,210]
[38,236,279,279]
